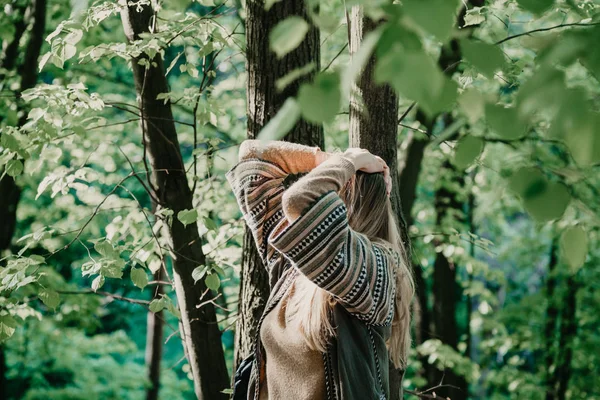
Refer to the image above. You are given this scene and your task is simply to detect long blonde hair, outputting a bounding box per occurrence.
[285,170,415,369]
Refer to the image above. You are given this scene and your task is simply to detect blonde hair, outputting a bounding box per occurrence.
[285,170,415,369]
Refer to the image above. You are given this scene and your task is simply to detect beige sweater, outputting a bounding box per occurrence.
[226,140,399,400]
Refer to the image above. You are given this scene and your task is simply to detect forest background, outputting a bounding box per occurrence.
[0,0,599,399]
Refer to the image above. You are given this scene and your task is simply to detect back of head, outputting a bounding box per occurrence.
[290,165,414,369]
[339,170,415,369]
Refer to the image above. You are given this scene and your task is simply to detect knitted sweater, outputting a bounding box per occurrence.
[226,140,399,399]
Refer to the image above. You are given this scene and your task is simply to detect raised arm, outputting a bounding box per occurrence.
[267,152,397,325]
[225,139,323,277]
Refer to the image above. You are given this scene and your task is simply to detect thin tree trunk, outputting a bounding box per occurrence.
[347,6,407,400]
[418,1,483,391]
[466,187,476,359]
[545,239,559,400]
[0,4,29,80]
[398,127,430,377]
[235,0,323,369]
[431,160,467,400]
[145,271,165,400]
[0,344,6,399]
[556,276,578,400]
[120,4,229,399]
[0,0,46,253]
[0,0,46,394]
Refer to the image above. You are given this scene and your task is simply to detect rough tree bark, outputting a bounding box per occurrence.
[235,0,323,369]
[346,6,408,400]
[120,3,229,399]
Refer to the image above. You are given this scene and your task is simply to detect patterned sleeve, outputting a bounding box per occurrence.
[267,154,397,325]
[225,140,320,268]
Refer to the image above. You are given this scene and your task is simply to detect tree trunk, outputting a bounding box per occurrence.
[417,1,483,390]
[0,0,46,393]
[120,4,229,399]
[555,276,578,400]
[347,6,407,400]
[0,0,46,254]
[236,0,323,369]
[398,128,430,370]
[145,271,165,400]
[545,240,559,400]
[430,160,467,400]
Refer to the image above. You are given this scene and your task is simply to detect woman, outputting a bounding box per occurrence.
[226,139,414,400]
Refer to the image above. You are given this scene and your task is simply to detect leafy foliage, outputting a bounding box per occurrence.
[1,0,599,398]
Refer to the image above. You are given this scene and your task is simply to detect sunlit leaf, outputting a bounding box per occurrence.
[297,72,341,123]
[192,265,209,283]
[205,273,220,291]
[177,209,198,227]
[257,98,301,141]
[5,160,23,177]
[130,267,148,290]
[39,290,60,309]
[269,17,310,59]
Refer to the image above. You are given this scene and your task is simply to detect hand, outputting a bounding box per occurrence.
[342,148,392,197]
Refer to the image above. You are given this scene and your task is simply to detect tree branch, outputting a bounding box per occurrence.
[495,22,600,45]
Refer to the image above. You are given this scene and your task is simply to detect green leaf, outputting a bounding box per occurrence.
[94,241,117,258]
[275,63,316,92]
[463,7,486,27]
[460,39,505,78]
[485,104,527,140]
[458,89,485,124]
[516,66,565,121]
[177,209,198,227]
[516,0,555,14]
[91,275,105,292]
[375,49,450,116]
[548,89,600,166]
[39,290,60,309]
[0,314,17,342]
[269,17,310,59]
[560,226,588,272]
[205,273,221,291]
[5,160,23,177]
[402,0,460,43]
[524,182,570,222]
[212,265,225,276]
[192,265,209,283]
[297,72,341,123]
[131,267,148,290]
[508,168,570,222]
[453,136,484,169]
[257,98,301,141]
[202,216,218,231]
[149,298,166,313]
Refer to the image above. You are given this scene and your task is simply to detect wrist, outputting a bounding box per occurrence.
[315,149,330,167]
